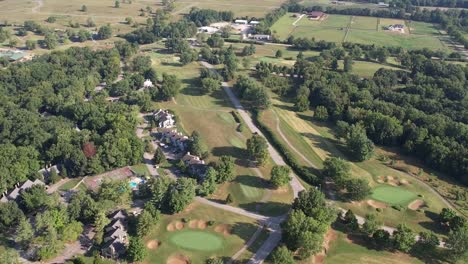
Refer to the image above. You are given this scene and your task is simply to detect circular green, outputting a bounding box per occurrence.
[370,186,417,206]
[169,230,224,251]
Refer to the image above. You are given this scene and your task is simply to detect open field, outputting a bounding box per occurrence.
[323,229,424,264]
[338,60,402,77]
[271,13,450,51]
[145,202,260,263]
[259,97,450,233]
[146,45,293,216]
[174,0,285,18]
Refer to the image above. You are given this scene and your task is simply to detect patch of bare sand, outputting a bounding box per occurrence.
[175,221,184,230]
[408,199,424,210]
[167,254,190,264]
[400,179,411,185]
[147,240,160,250]
[188,220,197,229]
[367,199,387,209]
[314,229,338,264]
[167,223,175,232]
[377,176,385,183]
[197,220,207,229]
[273,186,288,194]
[214,224,231,236]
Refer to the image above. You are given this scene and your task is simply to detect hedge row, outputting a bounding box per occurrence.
[253,111,321,185]
[224,38,266,45]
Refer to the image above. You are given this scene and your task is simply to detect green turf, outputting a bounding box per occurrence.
[370,185,418,206]
[169,230,224,251]
[58,178,81,191]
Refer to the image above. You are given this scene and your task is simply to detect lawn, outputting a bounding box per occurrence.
[408,21,440,35]
[351,16,378,30]
[173,0,285,18]
[144,202,260,263]
[338,60,402,77]
[293,26,347,42]
[58,178,81,191]
[321,15,351,28]
[370,185,418,206]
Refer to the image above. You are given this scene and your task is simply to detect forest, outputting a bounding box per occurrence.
[0,47,145,193]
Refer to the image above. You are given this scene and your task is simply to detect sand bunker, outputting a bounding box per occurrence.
[188,220,197,229]
[377,176,385,183]
[408,199,425,210]
[400,179,411,185]
[147,240,160,250]
[197,220,207,229]
[273,186,289,194]
[167,254,190,264]
[175,221,184,230]
[378,175,408,186]
[214,224,231,236]
[367,199,387,209]
[167,223,175,232]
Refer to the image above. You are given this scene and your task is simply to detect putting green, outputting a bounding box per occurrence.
[169,230,224,251]
[370,186,417,206]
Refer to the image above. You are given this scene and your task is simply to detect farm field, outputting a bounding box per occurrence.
[144,202,262,263]
[174,0,285,18]
[147,46,293,216]
[259,97,449,233]
[270,13,450,51]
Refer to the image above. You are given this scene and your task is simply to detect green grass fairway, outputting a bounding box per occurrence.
[169,230,224,251]
[371,186,418,206]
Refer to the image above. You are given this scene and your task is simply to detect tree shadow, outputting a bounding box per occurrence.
[211,146,246,160]
[273,103,296,112]
[241,201,291,217]
[230,222,261,242]
[235,175,271,190]
[161,61,182,67]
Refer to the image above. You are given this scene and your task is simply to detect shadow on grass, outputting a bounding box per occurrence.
[273,103,296,112]
[230,222,261,242]
[235,175,271,190]
[241,201,291,217]
[212,146,247,160]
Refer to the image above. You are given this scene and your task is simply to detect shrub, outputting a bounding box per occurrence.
[237,123,245,132]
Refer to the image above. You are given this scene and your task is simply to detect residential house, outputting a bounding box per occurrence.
[38,165,61,181]
[153,109,175,128]
[159,128,190,152]
[0,49,30,62]
[198,26,219,34]
[234,19,248,25]
[249,34,271,41]
[101,210,129,259]
[1,179,46,203]
[388,24,405,33]
[306,11,325,20]
[249,20,260,25]
[143,79,154,88]
[182,152,207,177]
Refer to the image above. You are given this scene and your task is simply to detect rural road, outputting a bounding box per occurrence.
[136,113,159,177]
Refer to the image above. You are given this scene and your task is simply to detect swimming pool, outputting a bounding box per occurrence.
[129,182,138,188]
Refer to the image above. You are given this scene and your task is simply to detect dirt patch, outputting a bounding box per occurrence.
[314,229,337,264]
[183,203,197,213]
[408,199,425,210]
[146,240,160,250]
[167,254,190,264]
[367,199,387,209]
[167,223,175,232]
[197,220,207,229]
[377,176,385,183]
[188,220,197,229]
[400,179,411,185]
[273,186,288,194]
[214,224,231,236]
[175,221,184,230]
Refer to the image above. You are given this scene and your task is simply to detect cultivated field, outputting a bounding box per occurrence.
[271,13,450,51]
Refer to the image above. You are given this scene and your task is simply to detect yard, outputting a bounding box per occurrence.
[144,202,262,263]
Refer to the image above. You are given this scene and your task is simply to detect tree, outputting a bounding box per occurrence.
[446,223,468,262]
[331,59,338,70]
[417,231,439,251]
[295,86,310,112]
[198,167,217,196]
[343,210,359,231]
[98,180,131,206]
[372,229,391,250]
[322,157,350,187]
[347,125,374,161]
[44,32,59,49]
[207,33,224,48]
[25,39,36,50]
[216,155,235,183]
[93,211,110,244]
[206,257,223,264]
[86,17,96,27]
[153,147,165,165]
[115,1,120,8]
[201,77,220,95]
[226,193,233,204]
[19,184,51,212]
[344,178,371,201]
[77,29,91,42]
[190,131,209,159]
[8,37,18,48]
[136,210,156,236]
[275,49,283,58]
[292,189,336,223]
[439,207,457,226]
[343,56,353,72]
[270,246,295,264]
[81,5,87,12]
[166,178,196,213]
[161,73,181,100]
[15,217,34,248]
[97,25,112,39]
[0,248,19,264]
[127,237,147,262]
[362,213,381,235]
[270,165,291,188]
[314,106,328,121]
[246,134,269,166]
[393,224,416,252]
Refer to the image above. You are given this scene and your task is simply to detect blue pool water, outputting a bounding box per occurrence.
[129,182,138,188]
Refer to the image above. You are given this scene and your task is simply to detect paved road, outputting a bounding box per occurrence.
[136,113,159,177]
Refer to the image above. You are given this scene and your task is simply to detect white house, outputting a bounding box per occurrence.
[159,128,190,151]
[250,34,271,41]
[249,20,260,25]
[388,24,405,33]
[153,109,175,128]
[198,26,219,34]
[143,79,154,88]
[235,19,248,25]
